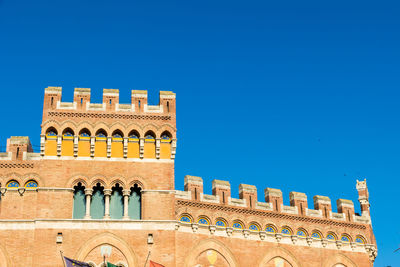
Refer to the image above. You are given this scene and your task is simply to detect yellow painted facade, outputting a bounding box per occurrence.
[111,138,123,158]
[127,140,140,158]
[144,139,156,158]
[160,140,171,159]
[61,136,74,156]
[78,138,91,157]
[95,138,107,157]
[44,136,57,156]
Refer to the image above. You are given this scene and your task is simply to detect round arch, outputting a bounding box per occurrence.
[75,232,138,267]
[258,247,302,267]
[184,238,238,267]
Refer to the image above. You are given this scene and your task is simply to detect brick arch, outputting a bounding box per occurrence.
[93,123,111,136]
[322,253,358,267]
[60,120,78,134]
[127,177,146,190]
[3,173,22,187]
[109,178,127,189]
[109,122,128,137]
[0,242,11,267]
[258,247,302,267]
[21,173,44,187]
[65,175,90,188]
[157,124,176,138]
[41,120,62,135]
[77,121,96,136]
[89,175,108,188]
[184,238,238,267]
[142,123,158,137]
[126,122,143,137]
[75,232,137,267]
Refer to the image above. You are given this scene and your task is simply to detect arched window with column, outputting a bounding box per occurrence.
[45,127,58,156]
[160,131,172,159]
[128,184,141,219]
[73,182,86,219]
[90,183,105,219]
[111,130,124,158]
[78,129,91,157]
[110,183,124,219]
[61,128,74,156]
[94,129,107,157]
[143,131,156,158]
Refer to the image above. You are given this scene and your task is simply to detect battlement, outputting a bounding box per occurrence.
[176,176,371,225]
[43,87,176,115]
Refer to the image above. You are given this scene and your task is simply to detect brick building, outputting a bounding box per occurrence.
[0,87,377,266]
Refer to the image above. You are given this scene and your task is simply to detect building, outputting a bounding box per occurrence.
[0,87,377,267]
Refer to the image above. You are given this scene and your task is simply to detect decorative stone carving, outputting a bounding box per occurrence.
[321,239,328,248]
[291,235,298,244]
[336,240,343,249]
[259,231,266,241]
[243,229,250,238]
[226,227,233,237]
[209,225,216,235]
[18,187,26,196]
[191,223,199,233]
[306,237,313,246]
[275,233,282,243]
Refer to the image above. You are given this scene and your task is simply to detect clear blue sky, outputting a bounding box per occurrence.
[1,0,399,265]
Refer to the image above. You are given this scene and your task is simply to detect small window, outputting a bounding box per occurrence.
[249,224,260,232]
[281,227,292,236]
[311,232,322,239]
[265,225,276,233]
[232,221,243,229]
[179,215,192,223]
[25,180,38,188]
[215,219,227,227]
[6,180,19,188]
[297,230,306,237]
[198,217,210,225]
[355,236,365,244]
[326,233,337,240]
[341,234,351,243]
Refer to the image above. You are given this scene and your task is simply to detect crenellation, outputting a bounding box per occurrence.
[290,191,307,216]
[212,179,231,204]
[313,195,332,218]
[264,188,283,212]
[184,175,203,201]
[239,184,257,208]
[228,197,247,207]
[337,199,355,222]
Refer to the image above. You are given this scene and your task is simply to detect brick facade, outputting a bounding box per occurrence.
[0,87,376,267]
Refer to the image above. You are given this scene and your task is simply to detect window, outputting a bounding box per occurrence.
[281,227,292,235]
[215,219,227,227]
[128,184,141,219]
[232,221,243,229]
[265,225,276,233]
[6,180,19,188]
[25,180,38,188]
[249,224,260,231]
[90,183,105,219]
[180,215,192,223]
[73,182,86,219]
[198,217,210,225]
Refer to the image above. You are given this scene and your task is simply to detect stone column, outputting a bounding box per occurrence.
[107,137,112,158]
[104,189,112,219]
[90,137,95,157]
[123,137,128,158]
[57,135,62,156]
[40,135,45,156]
[84,189,93,219]
[171,139,177,159]
[155,138,161,159]
[122,189,130,220]
[139,138,144,159]
[73,135,78,157]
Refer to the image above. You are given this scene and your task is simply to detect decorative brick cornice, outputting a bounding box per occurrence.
[176,200,367,230]
[0,163,34,168]
[48,111,171,121]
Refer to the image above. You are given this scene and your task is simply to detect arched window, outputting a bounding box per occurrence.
[128,184,141,219]
[198,217,210,225]
[215,218,227,227]
[78,129,91,157]
[62,128,74,156]
[340,234,351,243]
[90,183,105,219]
[160,131,172,159]
[95,129,108,157]
[45,127,58,156]
[311,231,322,239]
[249,223,260,232]
[110,183,123,219]
[326,232,337,241]
[127,130,140,158]
[143,131,156,158]
[296,229,307,237]
[111,131,124,158]
[281,226,293,236]
[265,225,277,233]
[25,180,38,188]
[73,182,86,219]
[232,221,244,229]
[355,235,366,244]
[6,180,19,188]
[179,214,192,223]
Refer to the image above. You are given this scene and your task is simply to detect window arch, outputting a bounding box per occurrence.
[265,224,277,233]
[248,222,261,232]
[340,234,352,243]
[127,130,140,158]
[160,131,172,159]
[62,128,74,137]
[45,127,58,156]
[6,180,19,188]
[311,230,323,239]
[95,129,108,157]
[62,128,74,156]
[326,232,337,241]
[78,128,91,157]
[143,131,156,158]
[355,235,366,244]
[112,130,123,139]
[179,214,192,223]
[111,130,124,158]
[280,226,293,236]
[90,183,105,219]
[110,183,124,219]
[197,216,210,225]
[128,184,141,219]
[232,220,244,229]
[215,218,227,227]
[73,182,86,219]
[296,228,308,237]
[25,180,38,188]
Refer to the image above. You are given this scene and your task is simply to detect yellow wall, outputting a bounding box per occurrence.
[111,138,123,158]
[160,141,171,159]
[45,137,57,156]
[144,139,156,158]
[61,137,74,156]
[127,141,139,158]
[95,138,107,157]
[78,138,91,157]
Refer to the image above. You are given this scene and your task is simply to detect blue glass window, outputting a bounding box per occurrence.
[198,218,209,225]
[145,135,155,139]
[281,228,291,235]
[297,230,306,237]
[216,220,226,227]
[265,226,276,233]
[47,131,57,136]
[80,132,90,137]
[97,133,106,138]
[180,215,191,223]
[312,232,321,239]
[249,224,259,231]
[355,237,364,244]
[232,222,243,229]
[25,180,38,188]
[6,180,19,188]
[64,132,73,137]
[113,134,122,138]
[341,236,350,242]
[327,234,336,240]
